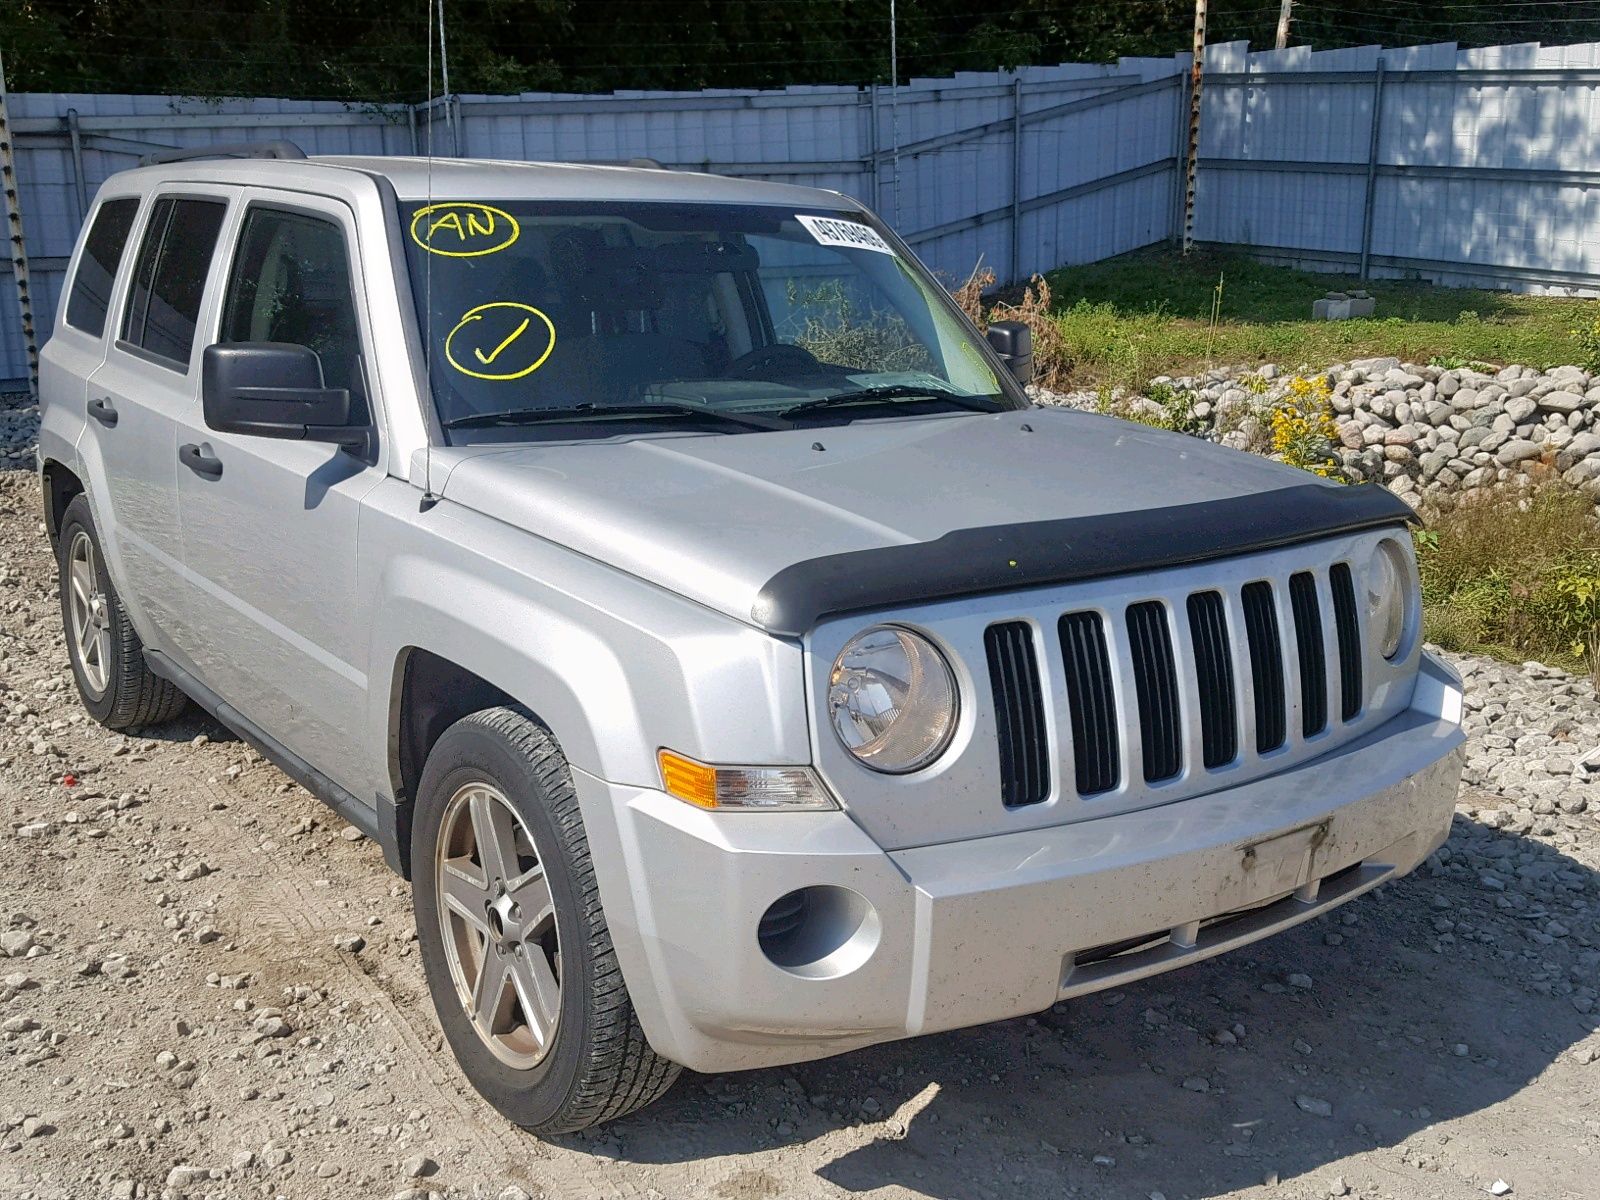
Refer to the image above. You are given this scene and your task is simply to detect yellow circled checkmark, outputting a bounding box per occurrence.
[444,303,556,380]
[474,317,531,365]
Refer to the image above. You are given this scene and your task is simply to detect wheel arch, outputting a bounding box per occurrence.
[383,641,610,879]
[41,459,86,551]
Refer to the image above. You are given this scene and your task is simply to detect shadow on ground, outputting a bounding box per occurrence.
[588,815,1597,1199]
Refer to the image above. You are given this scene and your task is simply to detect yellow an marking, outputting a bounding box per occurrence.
[427,211,466,241]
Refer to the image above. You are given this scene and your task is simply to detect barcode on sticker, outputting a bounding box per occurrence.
[795,214,894,255]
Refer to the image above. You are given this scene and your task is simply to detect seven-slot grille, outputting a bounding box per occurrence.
[988,563,1364,808]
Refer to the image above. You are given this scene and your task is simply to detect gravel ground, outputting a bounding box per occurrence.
[3,437,1600,1200]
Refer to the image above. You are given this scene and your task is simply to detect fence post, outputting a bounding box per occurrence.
[66,109,88,222]
[1181,0,1208,255]
[1011,76,1023,283]
[0,51,38,402]
[1359,56,1387,280]
[1172,73,1191,243]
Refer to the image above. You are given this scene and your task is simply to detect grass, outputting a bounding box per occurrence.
[1417,484,1600,678]
[1037,247,1593,392]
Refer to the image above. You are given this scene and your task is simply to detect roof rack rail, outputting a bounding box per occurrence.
[580,157,667,170]
[139,140,307,167]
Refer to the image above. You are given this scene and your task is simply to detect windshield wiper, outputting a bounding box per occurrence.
[780,385,1005,419]
[443,403,786,432]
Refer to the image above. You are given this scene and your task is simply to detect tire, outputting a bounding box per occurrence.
[412,706,680,1134]
[57,494,188,730]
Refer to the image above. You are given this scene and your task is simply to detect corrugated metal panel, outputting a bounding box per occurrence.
[8,41,1600,383]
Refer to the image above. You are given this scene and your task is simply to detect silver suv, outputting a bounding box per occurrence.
[36,143,1465,1134]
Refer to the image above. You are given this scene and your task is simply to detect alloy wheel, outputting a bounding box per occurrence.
[435,781,562,1069]
[67,530,112,697]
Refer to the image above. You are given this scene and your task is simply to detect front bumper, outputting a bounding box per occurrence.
[577,654,1465,1074]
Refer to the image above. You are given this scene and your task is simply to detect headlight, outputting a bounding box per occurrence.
[828,626,958,773]
[1365,538,1410,660]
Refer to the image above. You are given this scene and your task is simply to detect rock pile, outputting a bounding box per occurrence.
[1035,358,1600,507]
[0,400,38,469]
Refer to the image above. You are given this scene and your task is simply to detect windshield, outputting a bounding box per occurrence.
[397,200,1023,442]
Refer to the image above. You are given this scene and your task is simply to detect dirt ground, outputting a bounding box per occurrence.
[1,460,1598,1200]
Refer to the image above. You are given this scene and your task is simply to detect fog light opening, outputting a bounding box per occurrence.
[757,885,880,980]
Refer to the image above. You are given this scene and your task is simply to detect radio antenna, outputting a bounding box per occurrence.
[420,0,440,510]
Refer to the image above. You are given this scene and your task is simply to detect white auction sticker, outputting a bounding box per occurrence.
[795,214,895,255]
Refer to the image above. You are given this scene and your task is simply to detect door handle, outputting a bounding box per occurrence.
[179,443,223,481]
[87,397,118,428]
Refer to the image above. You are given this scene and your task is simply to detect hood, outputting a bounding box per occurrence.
[434,408,1344,631]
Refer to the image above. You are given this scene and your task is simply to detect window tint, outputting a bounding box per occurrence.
[120,197,227,368]
[220,208,367,422]
[65,198,139,338]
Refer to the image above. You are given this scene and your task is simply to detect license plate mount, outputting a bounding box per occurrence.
[1221,820,1331,912]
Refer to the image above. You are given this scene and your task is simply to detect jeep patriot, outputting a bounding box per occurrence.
[35,142,1465,1133]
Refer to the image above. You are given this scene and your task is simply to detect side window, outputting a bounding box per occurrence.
[64,198,140,338]
[219,208,368,424]
[120,197,227,369]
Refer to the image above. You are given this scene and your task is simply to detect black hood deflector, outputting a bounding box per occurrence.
[752,482,1418,636]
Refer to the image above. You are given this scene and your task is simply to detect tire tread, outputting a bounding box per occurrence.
[443,706,680,1132]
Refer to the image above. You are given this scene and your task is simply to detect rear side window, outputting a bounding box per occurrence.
[219,207,368,423]
[64,198,140,338]
[120,196,227,368]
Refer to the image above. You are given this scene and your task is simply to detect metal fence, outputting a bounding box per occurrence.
[4,37,1600,386]
[1195,39,1600,293]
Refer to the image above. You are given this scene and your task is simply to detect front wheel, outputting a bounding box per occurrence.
[411,706,680,1134]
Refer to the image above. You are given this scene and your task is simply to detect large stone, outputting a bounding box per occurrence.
[1351,356,1399,374]
[1424,400,1453,426]
[1451,387,1479,410]
[1565,461,1600,485]
[1505,396,1538,423]
[1437,372,1461,396]
[1419,450,1449,479]
[1538,390,1587,414]
[1495,438,1542,466]
[1573,430,1600,456]
[1384,425,1417,446]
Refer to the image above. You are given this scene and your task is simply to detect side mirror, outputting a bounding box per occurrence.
[202,343,366,449]
[986,320,1034,386]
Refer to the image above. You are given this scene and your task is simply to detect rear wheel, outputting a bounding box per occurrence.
[57,495,187,730]
[412,706,680,1133]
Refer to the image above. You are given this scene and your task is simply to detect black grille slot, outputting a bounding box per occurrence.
[1126,601,1182,783]
[1241,581,1287,753]
[984,622,1051,807]
[1186,590,1237,769]
[1059,611,1120,796]
[1289,572,1328,737]
[1330,562,1363,720]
